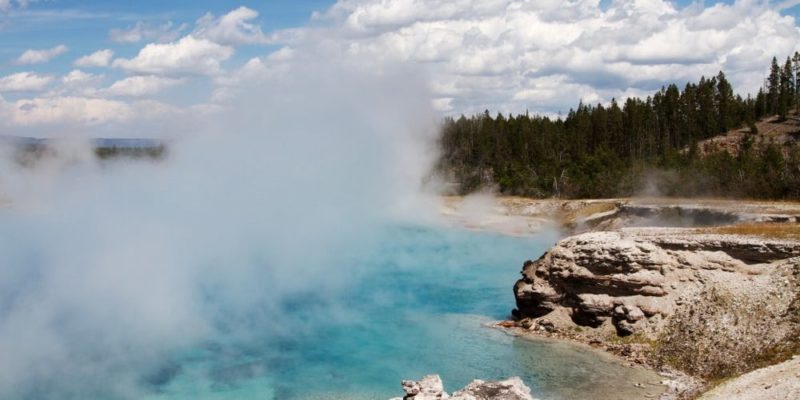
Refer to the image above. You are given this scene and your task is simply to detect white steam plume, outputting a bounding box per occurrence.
[0,46,439,398]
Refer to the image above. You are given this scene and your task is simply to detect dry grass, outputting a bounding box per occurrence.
[696,223,800,240]
[561,201,619,224]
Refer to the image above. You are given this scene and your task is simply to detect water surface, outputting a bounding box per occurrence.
[148,226,663,399]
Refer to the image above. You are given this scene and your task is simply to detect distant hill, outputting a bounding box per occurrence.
[694,113,800,157]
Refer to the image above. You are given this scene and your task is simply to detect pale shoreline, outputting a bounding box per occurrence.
[488,322,676,400]
[443,195,800,400]
[491,322,696,400]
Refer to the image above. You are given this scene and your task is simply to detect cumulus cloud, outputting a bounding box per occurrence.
[194,6,270,45]
[61,69,100,85]
[0,95,180,127]
[54,70,104,97]
[210,57,273,103]
[73,49,114,68]
[108,21,187,44]
[15,44,68,65]
[310,0,800,115]
[104,75,185,97]
[4,2,800,127]
[0,72,52,92]
[2,96,131,125]
[111,35,234,76]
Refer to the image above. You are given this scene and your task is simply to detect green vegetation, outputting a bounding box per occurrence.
[437,53,800,199]
[10,143,167,167]
[94,145,167,160]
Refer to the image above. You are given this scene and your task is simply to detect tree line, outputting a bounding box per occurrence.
[437,53,800,199]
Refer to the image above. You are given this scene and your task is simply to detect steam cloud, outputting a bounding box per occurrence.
[0,45,439,398]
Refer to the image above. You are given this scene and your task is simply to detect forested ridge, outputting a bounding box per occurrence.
[437,54,800,199]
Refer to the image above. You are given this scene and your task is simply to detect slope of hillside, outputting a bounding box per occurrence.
[695,113,800,157]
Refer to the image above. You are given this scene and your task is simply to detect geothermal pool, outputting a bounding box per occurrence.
[142,227,662,400]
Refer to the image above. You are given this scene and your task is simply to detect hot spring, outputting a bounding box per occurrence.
[144,226,663,400]
[0,57,661,400]
[0,213,663,399]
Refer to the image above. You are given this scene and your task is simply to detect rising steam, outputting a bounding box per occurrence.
[0,45,440,398]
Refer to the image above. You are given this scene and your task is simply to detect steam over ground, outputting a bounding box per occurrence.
[0,48,439,398]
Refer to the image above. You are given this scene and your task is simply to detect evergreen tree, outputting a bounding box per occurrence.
[779,57,794,120]
[767,57,781,115]
[755,88,766,119]
[716,71,734,132]
[793,51,800,112]
[436,54,800,200]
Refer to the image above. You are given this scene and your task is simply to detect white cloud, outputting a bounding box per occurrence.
[15,45,68,65]
[0,72,52,92]
[108,21,187,44]
[211,57,272,102]
[194,6,269,45]
[4,1,800,128]
[104,75,185,97]
[0,96,133,126]
[112,35,234,76]
[61,69,100,86]
[214,57,268,86]
[57,70,103,97]
[0,0,29,12]
[74,49,114,68]
[432,97,453,112]
[308,0,800,115]
[0,95,181,127]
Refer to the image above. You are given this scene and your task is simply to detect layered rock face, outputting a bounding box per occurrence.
[513,228,800,379]
[390,375,534,400]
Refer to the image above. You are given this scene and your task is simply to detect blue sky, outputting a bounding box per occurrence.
[7,0,793,76]
[0,0,799,130]
[0,1,332,72]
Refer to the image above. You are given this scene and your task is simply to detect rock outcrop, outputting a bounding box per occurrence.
[390,375,534,400]
[512,228,800,380]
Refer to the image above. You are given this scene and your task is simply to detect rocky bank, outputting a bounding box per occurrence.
[441,196,800,236]
[510,227,800,398]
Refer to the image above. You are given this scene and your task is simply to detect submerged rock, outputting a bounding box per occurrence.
[390,375,534,400]
[451,377,534,400]
[397,375,446,400]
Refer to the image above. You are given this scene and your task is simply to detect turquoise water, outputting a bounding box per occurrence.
[143,226,662,400]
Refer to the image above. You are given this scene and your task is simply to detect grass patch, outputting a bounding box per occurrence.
[695,222,800,240]
[560,201,619,224]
